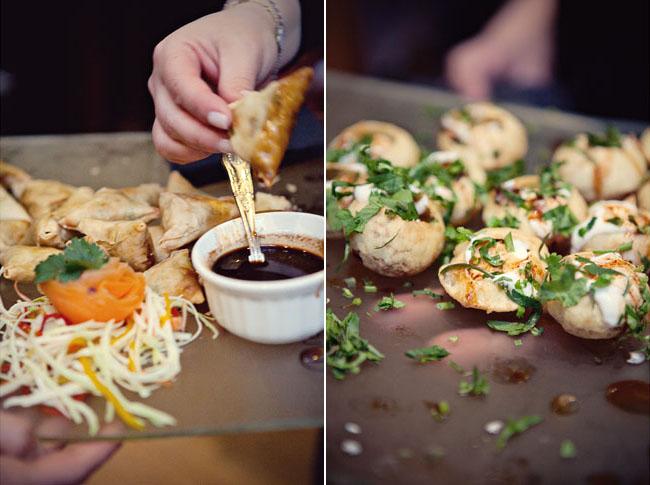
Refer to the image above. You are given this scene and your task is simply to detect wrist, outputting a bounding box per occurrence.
[224,0,301,75]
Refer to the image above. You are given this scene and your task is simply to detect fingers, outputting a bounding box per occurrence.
[445,40,498,100]
[0,439,121,485]
[152,119,218,164]
[154,84,231,154]
[156,42,232,131]
[216,41,260,103]
[0,412,36,458]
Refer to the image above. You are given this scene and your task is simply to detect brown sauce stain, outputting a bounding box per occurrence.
[491,357,536,384]
[605,380,650,415]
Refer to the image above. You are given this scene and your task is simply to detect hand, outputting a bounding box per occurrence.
[148,4,284,163]
[445,0,556,99]
[0,411,121,485]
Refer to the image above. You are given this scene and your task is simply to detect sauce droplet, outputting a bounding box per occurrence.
[551,394,580,415]
[491,357,536,384]
[300,347,323,370]
[605,380,650,415]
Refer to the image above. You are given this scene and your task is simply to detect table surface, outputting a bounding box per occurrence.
[0,132,324,441]
[326,72,649,484]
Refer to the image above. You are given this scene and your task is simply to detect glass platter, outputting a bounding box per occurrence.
[0,133,324,441]
[326,71,649,484]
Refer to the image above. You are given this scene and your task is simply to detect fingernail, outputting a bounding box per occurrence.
[216,139,233,153]
[207,111,230,130]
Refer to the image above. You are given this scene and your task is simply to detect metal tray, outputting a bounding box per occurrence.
[0,132,324,441]
[326,71,649,484]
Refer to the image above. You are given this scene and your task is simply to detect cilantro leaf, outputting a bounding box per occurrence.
[486,159,525,190]
[487,213,520,229]
[487,320,536,336]
[587,126,622,148]
[35,238,108,284]
[542,205,578,237]
[441,226,474,264]
[405,345,449,363]
[412,288,443,299]
[375,294,405,311]
[458,367,490,397]
[496,415,543,449]
[326,309,384,379]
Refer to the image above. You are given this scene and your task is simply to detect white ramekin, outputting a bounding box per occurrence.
[191,211,324,344]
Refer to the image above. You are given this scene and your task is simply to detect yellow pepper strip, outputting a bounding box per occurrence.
[160,293,172,327]
[111,319,134,345]
[79,356,145,431]
[67,337,87,354]
[127,341,136,372]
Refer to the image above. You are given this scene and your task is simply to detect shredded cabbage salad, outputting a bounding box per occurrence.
[0,287,218,435]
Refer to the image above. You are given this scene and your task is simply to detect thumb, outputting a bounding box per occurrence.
[217,44,262,103]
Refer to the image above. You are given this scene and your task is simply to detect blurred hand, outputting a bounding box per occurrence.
[0,412,121,485]
[149,3,289,163]
[445,0,556,100]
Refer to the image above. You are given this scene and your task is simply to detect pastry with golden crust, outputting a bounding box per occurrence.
[229,67,313,187]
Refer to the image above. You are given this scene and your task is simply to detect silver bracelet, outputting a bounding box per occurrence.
[223,0,285,77]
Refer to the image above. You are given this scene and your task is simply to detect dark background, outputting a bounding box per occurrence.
[0,0,323,136]
[327,0,649,122]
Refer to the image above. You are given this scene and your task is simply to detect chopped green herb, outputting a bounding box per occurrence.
[342,287,354,299]
[514,339,523,347]
[487,320,537,336]
[606,216,623,226]
[448,360,465,374]
[326,309,384,380]
[405,345,449,363]
[350,297,362,307]
[531,326,544,337]
[344,277,357,288]
[578,217,597,237]
[593,242,633,254]
[436,301,455,310]
[427,400,451,422]
[458,367,490,397]
[363,280,378,293]
[496,415,543,449]
[441,226,474,264]
[35,238,108,283]
[587,126,622,148]
[412,288,444,299]
[448,335,459,343]
[560,439,577,458]
[375,294,405,311]
[504,232,515,252]
[486,159,525,190]
[487,213,520,229]
[542,205,578,237]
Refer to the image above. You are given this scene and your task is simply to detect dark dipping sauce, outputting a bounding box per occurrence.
[212,245,323,281]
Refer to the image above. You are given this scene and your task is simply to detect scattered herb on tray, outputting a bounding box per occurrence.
[412,288,444,299]
[436,302,455,310]
[458,367,490,397]
[326,309,384,380]
[496,415,543,449]
[375,294,405,311]
[405,345,449,363]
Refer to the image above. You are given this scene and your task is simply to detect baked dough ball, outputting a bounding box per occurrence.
[439,228,548,313]
[437,103,527,170]
[552,131,647,201]
[640,128,650,162]
[545,252,648,339]
[482,174,588,242]
[637,180,650,211]
[411,151,487,225]
[571,200,650,265]
[328,121,420,170]
[348,198,445,277]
